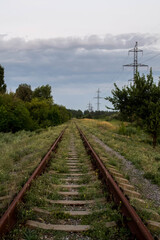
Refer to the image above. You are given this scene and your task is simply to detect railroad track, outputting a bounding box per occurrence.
[0,124,154,239]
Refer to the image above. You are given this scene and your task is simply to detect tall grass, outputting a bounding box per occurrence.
[78,119,160,187]
[0,124,67,202]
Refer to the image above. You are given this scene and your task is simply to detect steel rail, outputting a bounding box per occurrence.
[0,127,67,237]
[76,124,153,240]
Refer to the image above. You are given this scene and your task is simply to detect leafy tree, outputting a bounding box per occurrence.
[0,93,33,132]
[106,69,160,147]
[0,83,70,132]
[48,105,62,126]
[58,105,71,123]
[16,84,33,102]
[0,65,6,94]
[26,98,52,128]
[33,84,52,101]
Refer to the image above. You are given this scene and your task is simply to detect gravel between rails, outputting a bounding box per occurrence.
[92,134,160,207]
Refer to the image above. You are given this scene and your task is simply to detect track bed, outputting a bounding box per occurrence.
[1,124,154,239]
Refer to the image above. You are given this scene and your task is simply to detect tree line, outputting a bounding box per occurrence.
[0,65,71,132]
[67,109,116,119]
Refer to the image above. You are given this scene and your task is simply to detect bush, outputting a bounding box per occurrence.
[143,172,160,185]
[118,123,137,136]
[0,92,71,133]
[0,93,33,132]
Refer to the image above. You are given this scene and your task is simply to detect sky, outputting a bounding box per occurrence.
[1,0,160,111]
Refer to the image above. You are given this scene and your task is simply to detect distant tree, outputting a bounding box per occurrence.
[16,84,33,102]
[76,110,83,118]
[67,109,83,118]
[58,105,71,123]
[83,110,93,119]
[33,84,52,101]
[0,65,6,94]
[48,105,61,126]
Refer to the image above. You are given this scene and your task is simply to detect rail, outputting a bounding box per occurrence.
[0,127,66,236]
[76,124,154,240]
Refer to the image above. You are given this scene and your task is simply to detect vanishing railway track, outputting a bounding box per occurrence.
[0,124,154,239]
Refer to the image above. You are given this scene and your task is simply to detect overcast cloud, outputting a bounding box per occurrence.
[1,33,160,110]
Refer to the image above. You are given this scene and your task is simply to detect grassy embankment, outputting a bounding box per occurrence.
[77,119,160,237]
[78,119,160,187]
[0,123,67,217]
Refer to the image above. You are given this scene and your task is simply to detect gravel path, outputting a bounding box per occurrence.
[92,134,160,207]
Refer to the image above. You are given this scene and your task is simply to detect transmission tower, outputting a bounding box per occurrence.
[94,88,102,111]
[87,102,93,112]
[123,41,148,81]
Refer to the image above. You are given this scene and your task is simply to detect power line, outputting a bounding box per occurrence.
[143,52,160,63]
[123,41,148,81]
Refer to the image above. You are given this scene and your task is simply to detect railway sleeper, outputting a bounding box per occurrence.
[1,125,154,239]
[23,128,132,239]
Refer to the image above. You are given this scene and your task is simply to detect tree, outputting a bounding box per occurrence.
[0,65,6,94]
[16,84,33,102]
[67,109,83,118]
[0,93,33,132]
[33,84,52,101]
[106,69,160,147]
[48,105,62,126]
[58,105,71,123]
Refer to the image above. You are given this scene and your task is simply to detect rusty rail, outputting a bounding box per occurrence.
[0,127,66,237]
[76,124,153,240]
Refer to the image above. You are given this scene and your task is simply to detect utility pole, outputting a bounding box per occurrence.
[123,41,148,81]
[87,102,93,112]
[94,88,102,111]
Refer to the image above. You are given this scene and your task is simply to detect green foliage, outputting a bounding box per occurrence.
[155,156,160,162]
[83,110,116,120]
[118,123,137,136]
[26,98,52,128]
[26,100,71,128]
[143,172,160,185]
[67,109,116,120]
[106,69,160,147]
[23,229,39,240]
[48,104,61,126]
[0,93,33,132]
[58,105,71,123]
[16,84,32,102]
[68,109,83,118]
[32,84,52,100]
[0,82,71,132]
[0,65,6,94]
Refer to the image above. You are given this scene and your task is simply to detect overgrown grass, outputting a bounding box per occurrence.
[77,119,160,186]
[4,123,131,240]
[0,124,67,217]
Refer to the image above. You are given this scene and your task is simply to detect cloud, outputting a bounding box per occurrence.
[0,33,159,51]
[0,33,160,110]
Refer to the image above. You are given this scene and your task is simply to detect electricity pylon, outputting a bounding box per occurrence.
[123,41,148,81]
[87,102,93,112]
[94,88,102,111]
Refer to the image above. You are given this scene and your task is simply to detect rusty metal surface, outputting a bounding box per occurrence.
[76,124,154,240]
[0,127,66,237]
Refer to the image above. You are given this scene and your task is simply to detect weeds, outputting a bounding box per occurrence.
[0,124,67,217]
[23,229,39,240]
[78,119,160,187]
[5,123,132,240]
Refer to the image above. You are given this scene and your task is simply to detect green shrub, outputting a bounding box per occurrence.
[144,172,160,185]
[118,122,137,136]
